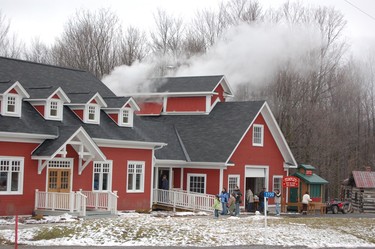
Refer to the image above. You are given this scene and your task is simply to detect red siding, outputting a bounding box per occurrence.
[99,147,154,211]
[73,109,84,120]
[211,84,225,104]
[166,96,206,112]
[51,94,60,99]
[137,102,163,115]
[0,142,44,216]
[9,88,18,94]
[183,168,220,195]
[34,105,45,116]
[108,113,118,123]
[173,168,181,188]
[227,114,285,204]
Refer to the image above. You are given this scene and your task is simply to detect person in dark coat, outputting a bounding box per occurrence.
[233,185,242,216]
[161,175,169,190]
[258,187,266,212]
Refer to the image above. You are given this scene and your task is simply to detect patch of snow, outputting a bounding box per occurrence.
[1,213,375,248]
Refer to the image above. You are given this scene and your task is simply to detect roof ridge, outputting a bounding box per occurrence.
[0,56,86,73]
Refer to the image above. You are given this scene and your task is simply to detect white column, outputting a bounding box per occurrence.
[219,168,224,193]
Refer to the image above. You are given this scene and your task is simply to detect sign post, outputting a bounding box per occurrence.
[263,191,275,228]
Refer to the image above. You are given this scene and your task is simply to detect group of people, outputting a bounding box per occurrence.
[213,186,284,218]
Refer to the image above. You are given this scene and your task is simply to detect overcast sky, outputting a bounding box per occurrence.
[1,0,375,55]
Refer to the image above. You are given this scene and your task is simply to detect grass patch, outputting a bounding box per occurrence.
[32,226,77,241]
[0,234,11,245]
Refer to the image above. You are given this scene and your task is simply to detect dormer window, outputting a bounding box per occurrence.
[7,95,16,113]
[46,99,63,120]
[120,108,133,127]
[85,104,100,124]
[2,94,21,117]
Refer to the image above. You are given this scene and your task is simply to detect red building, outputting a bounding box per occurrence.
[0,57,297,216]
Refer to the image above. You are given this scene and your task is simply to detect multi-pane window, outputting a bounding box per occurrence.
[0,158,23,194]
[273,175,283,192]
[93,161,112,191]
[252,124,264,146]
[228,175,240,195]
[49,100,59,117]
[88,105,96,120]
[188,174,206,194]
[127,161,144,192]
[6,96,16,113]
[122,109,129,124]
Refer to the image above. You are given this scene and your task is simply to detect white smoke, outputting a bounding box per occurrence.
[102,22,322,96]
[176,22,322,88]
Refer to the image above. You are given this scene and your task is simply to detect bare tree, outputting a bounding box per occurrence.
[119,26,148,66]
[0,11,23,58]
[24,38,53,64]
[51,8,122,78]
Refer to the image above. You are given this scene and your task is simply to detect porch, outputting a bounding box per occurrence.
[153,189,215,212]
[34,189,118,217]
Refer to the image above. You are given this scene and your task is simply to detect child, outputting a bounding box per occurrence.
[213,195,221,218]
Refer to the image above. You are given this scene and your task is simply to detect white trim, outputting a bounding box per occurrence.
[45,158,74,192]
[88,93,107,108]
[119,108,134,127]
[48,87,71,103]
[187,173,207,194]
[225,102,297,167]
[128,92,218,97]
[94,138,166,149]
[0,132,56,143]
[227,174,240,194]
[45,99,63,121]
[244,165,269,191]
[1,93,21,117]
[92,160,113,192]
[126,160,145,193]
[272,175,283,192]
[252,124,264,147]
[3,81,30,98]
[0,156,24,195]
[84,104,100,124]
[154,159,230,169]
[123,97,140,111]
[161,111,210,115]
[205,95,211,113]
[219,168,224,194]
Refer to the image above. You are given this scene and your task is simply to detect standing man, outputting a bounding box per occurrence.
[161,175,169,190]
[274,189,281,216]
[233,185,242,216]
[246,188,254,212]
[302,191,312,215]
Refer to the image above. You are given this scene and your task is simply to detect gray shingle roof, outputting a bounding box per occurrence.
[103,96,131,108]
[0,57,116,102]
[152,75,224,93]
[140,101,265,162]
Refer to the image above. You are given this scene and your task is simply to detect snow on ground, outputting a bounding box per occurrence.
[1,212,375,248]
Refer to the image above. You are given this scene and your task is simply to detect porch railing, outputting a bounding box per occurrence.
[153,189,215,212]
[81,190,118,214]
[35,189,118,216]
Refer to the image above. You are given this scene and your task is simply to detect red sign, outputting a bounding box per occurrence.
[306,170,313,175]
[282,176,299,188]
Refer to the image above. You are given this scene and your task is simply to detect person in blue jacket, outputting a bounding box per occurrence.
[219,187,229,215]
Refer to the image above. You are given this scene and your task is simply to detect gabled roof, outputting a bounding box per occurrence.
[294,172,328,184]
[103,96,140,111]
[148,75,233,96]
[299,164,316,170]
[140,101,265,162]
[0,80,30,98]
[0,57,115,101]
[352,171,375,188]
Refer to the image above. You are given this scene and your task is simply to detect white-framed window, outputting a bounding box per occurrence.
[127,161,145,192]
[46,99,63,120]
[273,175,283,192]
[228,174,240,195]
[120,108,133,127]
[0,157,24,195]
[2,94,21,117]
[252,124,264,147]
[187,173,206,194]
[85,104,100,124]
[93,161,112,191]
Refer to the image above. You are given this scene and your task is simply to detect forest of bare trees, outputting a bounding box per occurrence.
[1,0,375,197]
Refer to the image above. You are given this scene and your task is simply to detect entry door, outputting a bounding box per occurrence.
[48,168,71,193]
